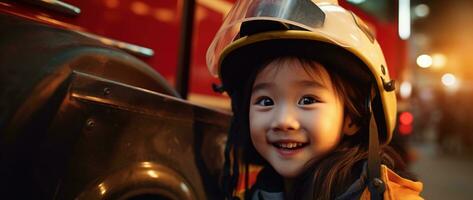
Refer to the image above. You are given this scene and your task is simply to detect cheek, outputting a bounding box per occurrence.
[249,108,271,148]
[249,108,264,137]
[249,106,272,129]
[302,106,344,142]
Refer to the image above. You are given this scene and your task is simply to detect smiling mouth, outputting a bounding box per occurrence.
[272,142,308,150]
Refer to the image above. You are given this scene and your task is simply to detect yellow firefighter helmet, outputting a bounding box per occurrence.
[207,0,397,143]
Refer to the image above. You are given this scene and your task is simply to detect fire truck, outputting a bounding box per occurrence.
[0,0,407,199]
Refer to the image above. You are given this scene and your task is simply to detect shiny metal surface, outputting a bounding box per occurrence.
[0,11,180,140]
[0,0,228,97]
[77,162,196,200]
[1,66,228,199]
[69,72,229,126]
[77,31,155,58]
[19,0,81,16]
[30,71,229,199]
[1,4,230,199]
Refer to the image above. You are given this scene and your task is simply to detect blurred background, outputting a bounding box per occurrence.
[398,0,473,199]
[345,0,473,199]
[346,0,473,199]
[1,0,473,199]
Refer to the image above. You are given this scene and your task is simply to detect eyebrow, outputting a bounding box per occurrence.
[252,82,274,93]
[296,80,326,89]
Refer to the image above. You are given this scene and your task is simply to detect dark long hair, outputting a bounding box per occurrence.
[221,56,411,200]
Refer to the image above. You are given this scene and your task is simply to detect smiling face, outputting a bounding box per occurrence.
[249,57,355,178]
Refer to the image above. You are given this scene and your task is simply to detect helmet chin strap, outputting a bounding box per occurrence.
[367,96,386,200]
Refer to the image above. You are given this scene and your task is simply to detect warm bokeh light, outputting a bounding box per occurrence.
[131,1,150,16]
[400,81,412,99]
[400,111,414,125]
[104,0,119,9]
[431,53,447,68]
[441,73,457,87]
[153,8,174,22]
[399,111,414,135]
[414,4,430,18]
[398,0,411,40]
[199,0,232,15]
[399,124,413,135]
[417,54,433,68]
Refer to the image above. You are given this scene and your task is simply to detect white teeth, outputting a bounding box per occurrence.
[277,143,303,149]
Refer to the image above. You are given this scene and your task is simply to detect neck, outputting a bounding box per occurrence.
[284,178,296,200]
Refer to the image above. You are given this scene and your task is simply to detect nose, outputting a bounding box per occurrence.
[270,104,300,132]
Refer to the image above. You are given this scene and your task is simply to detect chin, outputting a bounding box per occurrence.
[275,167,303,178]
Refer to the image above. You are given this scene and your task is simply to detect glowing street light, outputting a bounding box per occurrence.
[432,53,447,68]
[400,81,412,99]
[441,73,457,87]
[414,4,430,18]
[417,54,433,68]
[399,0,411,40]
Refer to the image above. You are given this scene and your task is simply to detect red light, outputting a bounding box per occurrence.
[399,112,414,125]
[399,124,412,135]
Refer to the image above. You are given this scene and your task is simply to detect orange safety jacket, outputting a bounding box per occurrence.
[359,165,423,200]
[234,164,423,200]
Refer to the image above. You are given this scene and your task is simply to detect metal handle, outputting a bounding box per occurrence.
[77,31,155,58]
[20,0,81,17]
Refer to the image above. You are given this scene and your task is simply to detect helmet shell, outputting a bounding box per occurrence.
[207,1,396,143]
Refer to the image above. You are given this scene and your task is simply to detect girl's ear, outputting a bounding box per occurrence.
[342,115,360,136]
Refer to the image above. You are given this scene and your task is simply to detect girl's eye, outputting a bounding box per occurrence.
[255,97,274,106]
[298,96,319,105]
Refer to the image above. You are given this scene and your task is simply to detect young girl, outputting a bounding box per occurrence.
[206,0,423,199]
